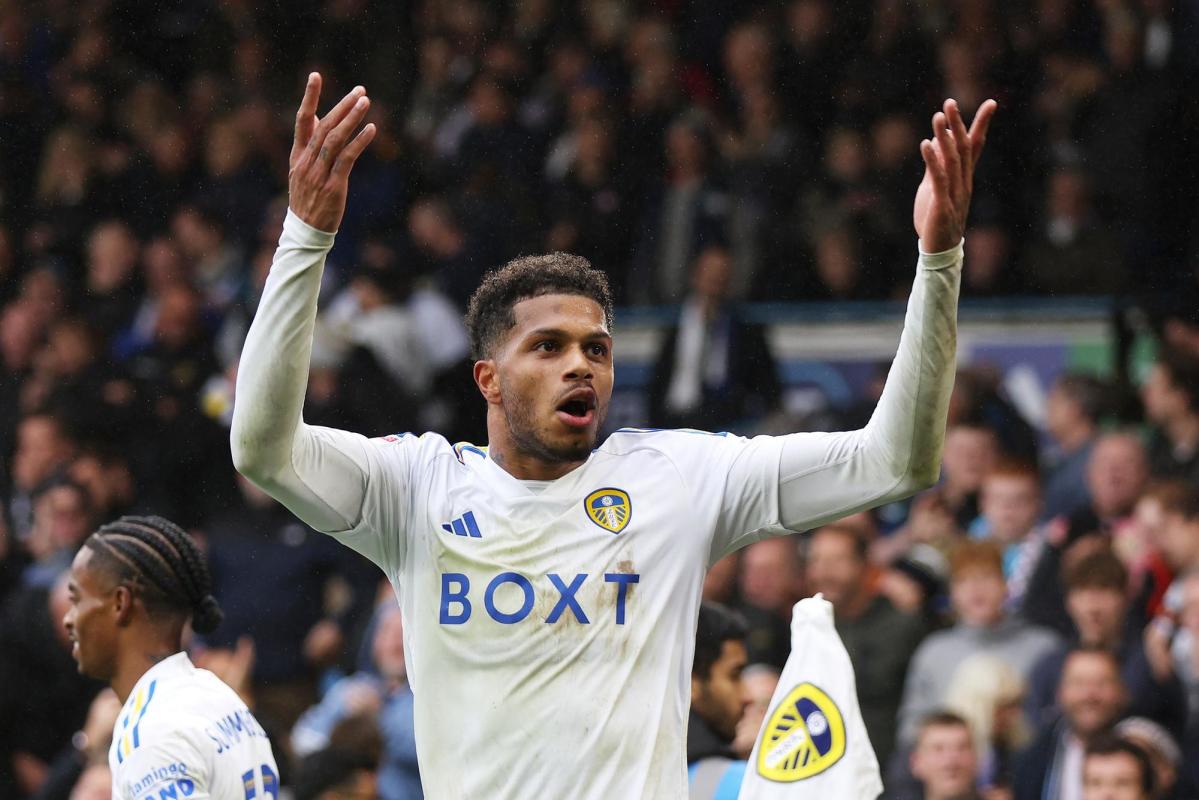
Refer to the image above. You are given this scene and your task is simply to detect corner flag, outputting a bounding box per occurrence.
[737,595,883,800]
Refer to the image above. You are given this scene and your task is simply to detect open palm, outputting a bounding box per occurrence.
[913,98,998,253]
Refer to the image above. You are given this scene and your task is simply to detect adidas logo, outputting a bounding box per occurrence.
[441,511,483,538]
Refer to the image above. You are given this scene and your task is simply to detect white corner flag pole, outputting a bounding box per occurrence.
[737,594,883,800]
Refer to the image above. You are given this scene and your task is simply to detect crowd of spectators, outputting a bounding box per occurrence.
[2,0,1199,798]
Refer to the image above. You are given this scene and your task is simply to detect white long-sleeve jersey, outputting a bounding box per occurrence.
[230,211,962,799]
[108,653,278,800]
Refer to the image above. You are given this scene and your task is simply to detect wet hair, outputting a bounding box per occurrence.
[1085,735,1155,796]
[692,602,748,680]
[83,515,223,634]
[464,253,613,359]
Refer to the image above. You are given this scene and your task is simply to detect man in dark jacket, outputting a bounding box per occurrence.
[1014,647,1129,800]
[648,245,780,432]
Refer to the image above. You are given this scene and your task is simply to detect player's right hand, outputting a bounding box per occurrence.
[288,72,377,233]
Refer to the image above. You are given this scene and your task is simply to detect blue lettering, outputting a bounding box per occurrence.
[545,573,590,624]
[604,573,639,624]
[437,572,643,624]
[440,573,471,623]
[485,572,535,623]
[158,784,178,799]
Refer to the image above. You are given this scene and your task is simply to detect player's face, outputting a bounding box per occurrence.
[691,640,749,741]
[1083,752,1149,800]
[492,293,613,464]
[63,547,120,681]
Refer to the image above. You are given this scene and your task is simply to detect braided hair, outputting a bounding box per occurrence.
[83,515,224,634]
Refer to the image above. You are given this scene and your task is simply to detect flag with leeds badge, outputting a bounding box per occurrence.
[738,595,883,800]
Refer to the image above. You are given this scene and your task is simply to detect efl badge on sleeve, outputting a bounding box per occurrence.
[584,488,631,534]
[755,682,846,782]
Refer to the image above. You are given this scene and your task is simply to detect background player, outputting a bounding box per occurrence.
[231,73,995,797]
[63,515,278,799]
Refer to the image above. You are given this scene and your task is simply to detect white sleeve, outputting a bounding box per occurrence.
[230,210,393,539]
[682,242,959,560]
[773,241,961,531]
[112,731,210,800]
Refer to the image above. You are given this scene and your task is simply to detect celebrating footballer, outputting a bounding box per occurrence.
[230,72,996,798]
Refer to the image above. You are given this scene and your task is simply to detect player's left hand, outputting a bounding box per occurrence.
[288,72,377,233]
[913,98,997,253]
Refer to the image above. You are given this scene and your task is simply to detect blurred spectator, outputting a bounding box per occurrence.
[1021,433,1150,636]
[1114,716,1193,800]
[21,479,93,590]
[1080,736,1154,800]
[293,605,420,800]
[1022,167,1125,296]
[734,538,800,669]
[170,203,247,316]
[1013,647,1129,800]
[0,574,101,798]
[1042,373,1105,520]
[320,233,473,434]
[938,423,999,531]
[961,223,1018,297]
[732,664,779,760]
[1144,569,1199,788]
[66,448,139,522]
[1140,349,1199,484]
[973,461,1042,585]
[648,245,781,431]
[1027,549,1181,734]
[702,553,738,605]
[906,711,982,800]
[940,654,1030,796]
[880,543,950,631]
[292,746,379,800]
[898,542,1061,747]
[544,115,637,289]
[7,411,76,541]
[807,524,925,767]
[687,602,748,800]
[81,221,141,340]
[406,197,482,310]
[204,476,376,734]
[632,111,729,305]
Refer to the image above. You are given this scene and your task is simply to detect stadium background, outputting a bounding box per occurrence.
[2,0,1199,798]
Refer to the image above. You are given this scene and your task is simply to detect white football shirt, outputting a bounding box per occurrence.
[231,211,963,798]
[109,653,278,800]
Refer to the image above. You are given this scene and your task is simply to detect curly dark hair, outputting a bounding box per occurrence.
[464,252,613,359]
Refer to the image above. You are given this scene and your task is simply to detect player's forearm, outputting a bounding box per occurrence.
[861,240,962,493]
[230,209,332,479]
[774,242,960,530]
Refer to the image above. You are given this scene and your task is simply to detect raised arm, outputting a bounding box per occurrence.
[773,99,997,531]
[230,74,379,533]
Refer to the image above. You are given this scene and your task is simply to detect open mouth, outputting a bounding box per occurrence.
[556,389,597,429]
